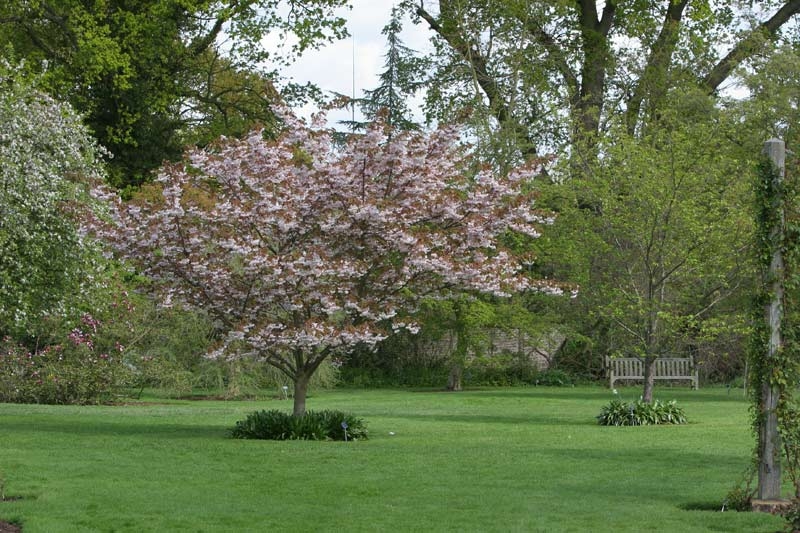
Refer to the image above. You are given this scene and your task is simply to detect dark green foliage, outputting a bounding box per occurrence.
[463,355,536,386]
[339,366,449,388]
[534,369,575,387]
[464,357,573,387]
[0,0,347,188]
[339,357,576,389]
[230,410,368,441]
[597,398,687,426]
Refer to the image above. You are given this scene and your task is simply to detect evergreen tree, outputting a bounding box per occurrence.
[342,6,429,132]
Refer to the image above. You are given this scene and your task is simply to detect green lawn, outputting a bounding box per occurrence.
[0,386,786,532]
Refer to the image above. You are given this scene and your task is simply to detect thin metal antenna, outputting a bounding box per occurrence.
[352,31,356,126]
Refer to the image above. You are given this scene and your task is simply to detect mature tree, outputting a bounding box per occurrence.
[592,109,752,401]
[408,1,800,161]
[402,1,798,400]
[88,112,560,415]
[180,51,283,148]
[528,87,759,401]
[0,0,349,188]
[0,63,105,343]
[735,43,800,148]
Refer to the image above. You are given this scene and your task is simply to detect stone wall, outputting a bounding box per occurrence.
[417,328,564,369]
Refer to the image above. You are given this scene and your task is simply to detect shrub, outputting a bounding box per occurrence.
[230,409,368,441]
[0,315,133,405]
[723,485,753,512]
[534,369,574,386]
[339,365,449,388]
[597,398,687,426]
[783,499,800,531]
[465,357,575,387]
[130,355,194,399]
[193,357,340,399]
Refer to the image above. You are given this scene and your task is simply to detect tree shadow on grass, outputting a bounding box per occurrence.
[423,386,747,403]
[0,418,226,440]
[533,446,749,513]
[409,387,613,402]
[382,412,597,426]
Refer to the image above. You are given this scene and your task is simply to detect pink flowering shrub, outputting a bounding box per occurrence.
[0,314,132,404]
[88,112,562,415]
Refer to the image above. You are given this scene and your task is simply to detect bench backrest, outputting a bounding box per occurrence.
[605,356,698,389]
[655,357,693,377]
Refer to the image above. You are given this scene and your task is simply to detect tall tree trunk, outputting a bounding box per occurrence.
[642,356,656,403]
[624,0,689,135]
[447,302,470,392]
[572,0,615,154]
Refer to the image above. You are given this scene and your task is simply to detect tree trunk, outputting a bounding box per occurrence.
[292,371,311,417]
[642,356,656,403]
[572,0,615,153]
[447,363,463,391]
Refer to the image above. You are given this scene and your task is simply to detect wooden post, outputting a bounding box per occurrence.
[757,138,786,501]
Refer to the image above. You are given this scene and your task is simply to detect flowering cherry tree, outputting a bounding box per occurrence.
[91,112,559,415]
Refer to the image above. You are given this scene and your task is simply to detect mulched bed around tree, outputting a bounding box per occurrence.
[0,521,21,532]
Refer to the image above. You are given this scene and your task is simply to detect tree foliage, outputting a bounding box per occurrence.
[0,0,349,188]
[535,94,757,400]
[0,62,104,342]
[409,0,800,162]
[88,111,561,415]
[401,1,799,400]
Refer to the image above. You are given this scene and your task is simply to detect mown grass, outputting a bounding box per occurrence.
[0,386,786,532]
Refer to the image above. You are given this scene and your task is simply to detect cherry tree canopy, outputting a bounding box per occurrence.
[91,112,561,414]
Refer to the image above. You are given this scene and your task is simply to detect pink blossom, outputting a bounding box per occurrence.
[85,109,565,413]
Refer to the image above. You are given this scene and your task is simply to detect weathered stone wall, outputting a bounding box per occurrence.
[417,328,563,369]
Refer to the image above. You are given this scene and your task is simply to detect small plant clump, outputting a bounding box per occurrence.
[597,398,687,426]
[230,409,368,441]
[722,483,754,512]
[782,499,800,531]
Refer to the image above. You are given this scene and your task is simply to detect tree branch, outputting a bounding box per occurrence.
[574,0,616,139]
[625,0,689,134]
[417,2,537,157]
[702,0,800,93]
[188,0,242,58]
[518,19,579,103]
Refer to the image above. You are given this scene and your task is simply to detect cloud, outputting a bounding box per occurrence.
[262,0,432,126]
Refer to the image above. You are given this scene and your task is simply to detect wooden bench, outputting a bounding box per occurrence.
[605,356,698,389]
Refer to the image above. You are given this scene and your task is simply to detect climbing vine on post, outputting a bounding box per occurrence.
[781,149,800,503]
[752,139,786,502]
[749,139,800,509]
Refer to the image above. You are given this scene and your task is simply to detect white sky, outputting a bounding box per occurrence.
[263,1,433,127]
